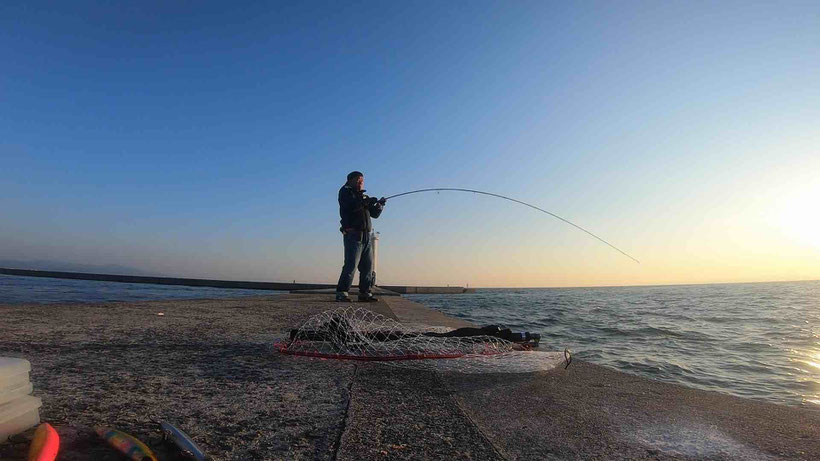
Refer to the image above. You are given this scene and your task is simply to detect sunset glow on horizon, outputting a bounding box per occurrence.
[2,2,818,288]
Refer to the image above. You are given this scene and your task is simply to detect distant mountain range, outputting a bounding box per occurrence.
[0,260,154,276]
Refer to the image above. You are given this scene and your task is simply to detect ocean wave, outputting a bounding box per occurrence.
[408,280,820,409]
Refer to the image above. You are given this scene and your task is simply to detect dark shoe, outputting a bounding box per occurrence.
[358,294,378,302]
[335,293,352,302]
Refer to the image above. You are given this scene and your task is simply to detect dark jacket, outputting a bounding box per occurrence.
[339,184,383,233]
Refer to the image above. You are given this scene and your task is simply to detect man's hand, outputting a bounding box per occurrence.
[378,197,387,205]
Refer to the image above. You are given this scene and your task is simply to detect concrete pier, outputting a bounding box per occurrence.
[0,293,817,460]
[380,285,475,294]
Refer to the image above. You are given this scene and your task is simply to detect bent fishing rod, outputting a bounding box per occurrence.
[383,188,640,264]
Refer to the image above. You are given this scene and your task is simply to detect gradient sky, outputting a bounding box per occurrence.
[2,1,819,287]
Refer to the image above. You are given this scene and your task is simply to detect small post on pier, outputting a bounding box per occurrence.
[372,231,379,287]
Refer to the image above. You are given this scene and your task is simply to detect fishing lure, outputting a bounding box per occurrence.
[159,421,210,461]
[27,423,59,461]
[96,427,158,461]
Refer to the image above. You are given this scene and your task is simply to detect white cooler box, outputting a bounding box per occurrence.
[0,357,41,443]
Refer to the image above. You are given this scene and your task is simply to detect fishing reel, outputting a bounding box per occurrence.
[364,195,387,206]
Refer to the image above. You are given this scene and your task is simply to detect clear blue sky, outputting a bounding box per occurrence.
[2,1,819,286]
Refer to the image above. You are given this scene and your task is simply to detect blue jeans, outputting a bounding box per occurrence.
[336,230,374,295]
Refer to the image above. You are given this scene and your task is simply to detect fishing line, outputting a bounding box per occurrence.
[384,188,640,264]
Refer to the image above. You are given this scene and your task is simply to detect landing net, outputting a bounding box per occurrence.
[274,307,566,374]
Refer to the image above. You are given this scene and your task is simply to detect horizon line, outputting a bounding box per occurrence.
[2,267,818,291]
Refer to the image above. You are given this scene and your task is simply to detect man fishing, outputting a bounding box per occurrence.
[336,171,387,302]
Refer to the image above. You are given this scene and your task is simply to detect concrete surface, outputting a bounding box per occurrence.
[0,293,817,460]
[289,287,402,296]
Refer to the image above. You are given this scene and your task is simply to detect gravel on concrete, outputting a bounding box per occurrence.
[1,295,358,460]
[1,293,818,461]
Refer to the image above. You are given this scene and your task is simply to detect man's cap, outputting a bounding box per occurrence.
[347,171,364,181]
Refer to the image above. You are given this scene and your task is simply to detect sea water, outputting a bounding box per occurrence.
[0,274,277,304]
[408,280,820,410]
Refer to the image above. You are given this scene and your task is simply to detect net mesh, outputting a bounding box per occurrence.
[274,306,565,374]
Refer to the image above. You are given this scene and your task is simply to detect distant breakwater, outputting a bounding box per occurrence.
[0,267,473,294]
